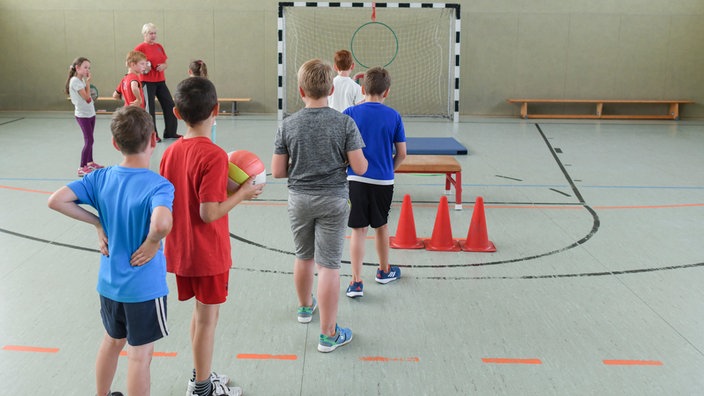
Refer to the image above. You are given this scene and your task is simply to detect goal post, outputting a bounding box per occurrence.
[278,2,461,122]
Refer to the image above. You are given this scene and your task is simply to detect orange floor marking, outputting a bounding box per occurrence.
[482,357,542,365]
[236,353,297,360]
[359,356,420,362]
[0,185,52,195]
[603,359,663,366]
[2,345,59,353]
[118,350,177,357]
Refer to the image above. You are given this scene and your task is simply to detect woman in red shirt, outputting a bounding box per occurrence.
[135,23,180,141]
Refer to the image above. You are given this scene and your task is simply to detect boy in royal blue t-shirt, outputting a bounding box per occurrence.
[343,66,407,298]
[48,106,174,396]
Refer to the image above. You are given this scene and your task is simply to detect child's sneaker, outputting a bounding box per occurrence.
[318,324,353,353]
[77,166,93,177]
[87,162,104,170]
[210,381,241,396]
[346,281,364,298]
[297,296,317,323]
[187,372,230,396]
[375,266,401,284]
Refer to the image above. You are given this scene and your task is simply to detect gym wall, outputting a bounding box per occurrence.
[0,0,701,118]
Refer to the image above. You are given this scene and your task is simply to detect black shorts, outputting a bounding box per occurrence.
[100,295,168,346]
[348,181,394,229]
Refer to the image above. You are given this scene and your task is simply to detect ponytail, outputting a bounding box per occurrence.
[65,57,90,95]
[189,59,208,79]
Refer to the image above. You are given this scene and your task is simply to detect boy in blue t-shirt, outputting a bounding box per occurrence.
[48,106,174,396]
[343,66,407,298]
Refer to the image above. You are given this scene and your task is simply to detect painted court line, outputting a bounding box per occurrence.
[3,345,59,353]
[0,185,52,195]
[603,359,663,366]
[359,356,420,363]
[237,353,298,360]
[482,358,542,365]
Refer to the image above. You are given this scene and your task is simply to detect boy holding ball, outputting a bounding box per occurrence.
[160,77,262,396]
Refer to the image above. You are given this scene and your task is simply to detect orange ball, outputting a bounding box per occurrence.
[227,150,266,194]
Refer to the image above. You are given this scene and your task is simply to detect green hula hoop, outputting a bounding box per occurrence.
[350,21,399,69]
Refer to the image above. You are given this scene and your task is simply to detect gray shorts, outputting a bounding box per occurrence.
[287,192,350,269]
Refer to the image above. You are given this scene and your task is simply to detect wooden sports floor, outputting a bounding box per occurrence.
[1,112,703,395]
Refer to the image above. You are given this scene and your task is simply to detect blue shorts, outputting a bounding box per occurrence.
[287,192,350,269]
[99,295,168,346]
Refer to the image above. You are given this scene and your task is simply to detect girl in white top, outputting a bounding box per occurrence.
[65,57,103,177]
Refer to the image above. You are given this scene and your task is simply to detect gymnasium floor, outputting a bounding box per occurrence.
[1,112,703,395]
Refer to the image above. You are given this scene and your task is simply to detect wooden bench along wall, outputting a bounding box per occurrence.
[507,99,694,120]
[90,96,251,115]
[395,155,463,210]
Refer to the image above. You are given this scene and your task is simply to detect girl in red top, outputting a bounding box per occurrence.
[135,23,180,140]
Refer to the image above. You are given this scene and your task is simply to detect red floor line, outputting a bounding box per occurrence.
[482,357,542,365]
[603,359,663,366]
[2,345,59,353]
[236,353,298,360]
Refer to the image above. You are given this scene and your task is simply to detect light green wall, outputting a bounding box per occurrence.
[1,0,702,117]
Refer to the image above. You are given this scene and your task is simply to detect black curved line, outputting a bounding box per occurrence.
[230,260,704,280]
[0,227,100,253]
[0,117,25,126]
[229,123,601,268]
[230,204,600,268]
[4,124,697,279]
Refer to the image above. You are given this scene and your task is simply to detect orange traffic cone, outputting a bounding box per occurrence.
[424,196,460,251]
[390,194,424,249]
[460,196,496,252]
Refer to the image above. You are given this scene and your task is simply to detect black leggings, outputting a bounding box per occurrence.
[143,81,178,137]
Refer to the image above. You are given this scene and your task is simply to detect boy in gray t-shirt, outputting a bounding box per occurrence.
[272,59,367,353]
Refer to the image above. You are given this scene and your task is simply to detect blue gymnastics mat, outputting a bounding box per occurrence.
[405,137,468,155]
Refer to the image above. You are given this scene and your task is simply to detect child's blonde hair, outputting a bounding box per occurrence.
[297,59,334,99]
[125,50,147,66]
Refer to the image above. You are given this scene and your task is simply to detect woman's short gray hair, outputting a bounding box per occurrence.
[141,23,157,36]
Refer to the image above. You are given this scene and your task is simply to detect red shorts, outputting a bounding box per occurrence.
[175,271,230,304]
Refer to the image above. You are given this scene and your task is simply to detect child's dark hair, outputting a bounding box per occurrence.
[333,50,354,71]
[111,106,154,154]
[364,67,391,96]
[189,60,208,78]
[65,57,90,95]
[174,77,218,125]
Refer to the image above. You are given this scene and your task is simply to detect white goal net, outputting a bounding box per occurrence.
[278,2,461,121]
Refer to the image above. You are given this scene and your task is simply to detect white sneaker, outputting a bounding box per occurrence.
[187,372,232,396]
[211,381,242,396]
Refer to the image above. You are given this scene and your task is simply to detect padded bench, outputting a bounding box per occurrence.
[507,99,694,120]
[395,155,463,210]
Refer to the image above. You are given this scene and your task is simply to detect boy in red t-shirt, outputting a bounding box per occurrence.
[113,51,147,109]
[159,77,263,396]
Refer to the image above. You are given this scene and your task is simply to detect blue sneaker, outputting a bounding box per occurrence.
[318,324,353,353]
[346,281,364,298]
[375,266,401,284]
[297,297,317,323]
